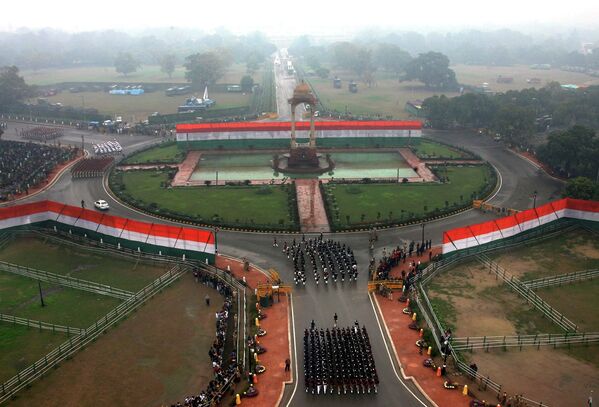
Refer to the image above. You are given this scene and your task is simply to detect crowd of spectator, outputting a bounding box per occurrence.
[0,140,77,201]
[19,126,64,142]
[373,239,433,282]
[172,269,240,407]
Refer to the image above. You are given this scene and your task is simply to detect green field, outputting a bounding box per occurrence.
[325,165,492,226]
[0,236,168,291]
[452,64,599,92]
[116,170,293,228]
[0,325,68,383]
[21,63,263,86]
[307,70,457,119]
[537,279,599,332]
[412,139,470,159]
[123,142,186,165]
[490,229,599,281]
[0,271,121,328]
[307,64,599,119]
[37,90,250,122]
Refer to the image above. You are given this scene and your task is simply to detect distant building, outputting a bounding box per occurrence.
[405,100,424,117]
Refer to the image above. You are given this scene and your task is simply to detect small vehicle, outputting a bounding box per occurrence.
[94,200,110,210]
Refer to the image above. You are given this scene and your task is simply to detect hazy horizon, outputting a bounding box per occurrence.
[2,0,599,37]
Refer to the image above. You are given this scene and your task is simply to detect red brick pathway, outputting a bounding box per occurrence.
[295,179,330,233]
[216,255,291,407]
[398,148,437,182]
[171,151,202,186]
[376,246,473,407]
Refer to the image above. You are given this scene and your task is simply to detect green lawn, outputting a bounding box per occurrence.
[0,271,121,328]
[0,325,68,383]
[123,142,186,165]
[537,279,599,332]
[452,64,599,93]
[306,70,458,119]
[490,229,599,281]
[325,165,492,226]
[0,237,168,292]
[117,170,294,228]
[36,90,250,122]
[22,63,263,86]
[412,139,469,159]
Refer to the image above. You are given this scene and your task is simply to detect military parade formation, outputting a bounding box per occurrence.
[303,321,379,396]
[275,234,358,286]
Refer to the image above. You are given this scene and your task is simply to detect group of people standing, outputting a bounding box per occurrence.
[373,239,433,281]
[303,320,379,395]
[275,234,357,286]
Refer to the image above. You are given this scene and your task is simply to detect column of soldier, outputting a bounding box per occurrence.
[275,234,357,285]
[303,320,379,395]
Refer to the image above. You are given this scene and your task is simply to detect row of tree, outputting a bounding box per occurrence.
[422,84,599,146]
[291,37,458,90]
[0,29,276,71]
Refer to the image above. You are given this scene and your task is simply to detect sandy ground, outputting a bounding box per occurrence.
[10,273,224,407]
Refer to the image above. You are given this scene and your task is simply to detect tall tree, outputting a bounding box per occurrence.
[159,54,176,79]
[374,44,412,75]
[401,52,458,90]
[114,52,140,76]
[240,75,254,92]
[184,52,228,89]
[0,66,32,109]
[563,177,599,200]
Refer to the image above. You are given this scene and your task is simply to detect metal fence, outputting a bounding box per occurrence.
[0,263,187,403]
[523,268,599,290]
[476,254,578,332]
[451,332,599,351]
[409,221,596,407]
[0,227,248,405]
[0,260,134,300]
[0,314,83,335]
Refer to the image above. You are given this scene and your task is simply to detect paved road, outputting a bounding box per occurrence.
[1,115,563,406]
[274,51,306,121]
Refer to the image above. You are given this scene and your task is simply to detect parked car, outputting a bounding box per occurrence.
[94,200,110,210]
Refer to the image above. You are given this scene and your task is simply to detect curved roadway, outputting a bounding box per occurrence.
[2,103,563,407]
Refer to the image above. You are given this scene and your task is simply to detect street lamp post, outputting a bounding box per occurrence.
[421,222,425,246]
[532,190,538,209]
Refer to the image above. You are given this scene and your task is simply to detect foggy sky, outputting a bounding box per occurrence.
[3,0,598,36]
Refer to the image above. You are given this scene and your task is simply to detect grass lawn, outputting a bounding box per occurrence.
[537,279,599,332]
[21,63,263,86]
[307,65,599,119]
[307,72,457,119]
[412,139,469,159]
[118,170,293,227]
[452,64,599,92]
[36,90,251,122]
[123,142,186,165]
[325,165,492,226]
[0,325,68,383]
[0,237,168,292]
[0,271,121,328]
[489,229,599,281]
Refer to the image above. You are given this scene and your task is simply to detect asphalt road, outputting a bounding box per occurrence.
[274,51,306,121]
[1,111,564,406]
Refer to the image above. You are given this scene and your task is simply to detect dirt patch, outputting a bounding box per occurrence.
[11,273,224,407]
[570,241,599,260]
[467,346,599,406]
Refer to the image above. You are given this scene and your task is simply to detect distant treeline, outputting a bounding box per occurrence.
[422,84,599,145]
[0,29,276,70]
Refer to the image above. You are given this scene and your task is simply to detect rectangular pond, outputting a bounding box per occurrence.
[189,152,418,181]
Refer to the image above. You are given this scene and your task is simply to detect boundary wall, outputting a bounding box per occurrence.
[442,198,599,255]
[0,200,215,262]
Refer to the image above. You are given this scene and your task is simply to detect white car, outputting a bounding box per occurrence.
[94,200,110,210]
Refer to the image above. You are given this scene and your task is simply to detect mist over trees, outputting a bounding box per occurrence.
[0,28,276,71]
